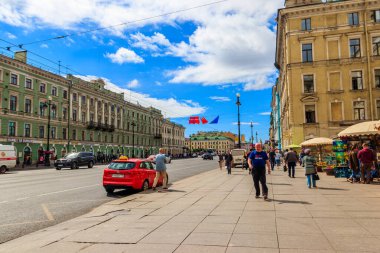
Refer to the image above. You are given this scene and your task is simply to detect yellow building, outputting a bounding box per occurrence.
[275,0,380,147]
[185,135,235,154]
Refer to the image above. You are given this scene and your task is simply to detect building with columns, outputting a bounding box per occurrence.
[0,52,177,164]
[275,0,380,148]
[161,119,185,156]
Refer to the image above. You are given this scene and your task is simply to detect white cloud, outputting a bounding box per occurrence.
[105,47,144,64]
[0,0,283,89]
[6,32,16,39]
[209,96,231,102]
[233,122,260,125]
[40,43,48,48]
[75,75,206,118]
[259,112,271,116]
[126,79,140,88]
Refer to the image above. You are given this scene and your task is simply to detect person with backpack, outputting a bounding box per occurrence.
[248,143,271,200]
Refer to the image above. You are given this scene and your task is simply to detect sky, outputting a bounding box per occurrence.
[0,0,283,141]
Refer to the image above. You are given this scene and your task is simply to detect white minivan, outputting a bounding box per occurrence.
[0,144,17,173]
[231,149,246,168]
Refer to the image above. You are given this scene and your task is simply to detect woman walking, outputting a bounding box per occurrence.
[302,149,318,188]
[225,151,233,175]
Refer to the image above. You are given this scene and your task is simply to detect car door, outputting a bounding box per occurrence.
[146,162,156,185]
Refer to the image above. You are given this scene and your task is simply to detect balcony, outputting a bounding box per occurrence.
[108,125,115,132]
[86,121,95,129]
[154,134,162,139]
[95,123,102,130]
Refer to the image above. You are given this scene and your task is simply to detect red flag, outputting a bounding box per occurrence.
[201,117,208,124]
[189,116,200,124]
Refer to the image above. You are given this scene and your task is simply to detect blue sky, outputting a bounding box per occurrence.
[0,0,283,141]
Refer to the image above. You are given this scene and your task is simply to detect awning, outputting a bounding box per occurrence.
[300,137,333,147]
[338,120,380,137]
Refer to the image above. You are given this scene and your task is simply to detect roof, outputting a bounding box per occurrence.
[191,136,233,141]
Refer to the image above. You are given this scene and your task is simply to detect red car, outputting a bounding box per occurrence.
[102,157,167,194]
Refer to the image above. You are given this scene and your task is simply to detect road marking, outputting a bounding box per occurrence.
[41,204,55,221]
[16,197,29,201]
[37,184,100,197]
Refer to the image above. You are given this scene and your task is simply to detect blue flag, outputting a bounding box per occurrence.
[209,116,219,124]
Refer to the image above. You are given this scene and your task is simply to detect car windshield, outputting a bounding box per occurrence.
[64,153,78,159]
[108,162,135,170]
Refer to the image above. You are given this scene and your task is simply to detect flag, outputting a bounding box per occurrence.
[209,116,219,124]
[201,117,208,124]
[189,116,200,124]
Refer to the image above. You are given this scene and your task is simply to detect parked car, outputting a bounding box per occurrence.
[202,153,213,160]
[55,152,95,170]
[0,144,17,174]
[102,157,168,193]
[231,149,246,168]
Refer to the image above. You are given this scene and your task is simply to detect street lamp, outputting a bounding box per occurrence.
[131,121,136,158]
[236,93,241,148]
[41,96,56,166]
[250,121,254,147]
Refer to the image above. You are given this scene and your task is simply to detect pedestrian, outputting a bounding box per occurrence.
[274,149,282,170]
[285,148,298,178]
[269,148,276,171]
[152,148,169,191]
[299,149,305,166]
[248,143,271,200]
[225,151,233,175]
[348,144,359,183]
[357,143,376,184]
[302,149,317,188]
[218,152,224,171]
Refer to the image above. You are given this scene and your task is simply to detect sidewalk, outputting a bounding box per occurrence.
[2,166,380,253]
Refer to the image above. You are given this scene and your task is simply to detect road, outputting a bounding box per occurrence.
[0,157,218,244]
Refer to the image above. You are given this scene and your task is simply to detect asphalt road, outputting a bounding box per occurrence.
[0,157,218,244]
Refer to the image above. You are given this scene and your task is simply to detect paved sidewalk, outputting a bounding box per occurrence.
[2,166,380,253]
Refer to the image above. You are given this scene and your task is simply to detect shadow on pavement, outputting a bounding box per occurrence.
[316,187,347,191]
[268,183,292,186]
[268,199,312,205]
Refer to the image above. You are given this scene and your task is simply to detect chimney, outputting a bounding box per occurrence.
[14,50,27,63]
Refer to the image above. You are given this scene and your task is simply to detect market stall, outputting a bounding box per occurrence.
[300,137,334,174]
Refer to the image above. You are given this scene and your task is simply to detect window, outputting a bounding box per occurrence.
[81,96,86,105]
[373,37,380,56]
[303,75,314,93]
[81,112,86,123]
[10,95,17,111]
[90,113,94,122]
[39,126,45,138]
[25,98,32,113]
[348,12,359,26]
[63,107,67,120]
[377,100,380,119]
[374,10,380,22]
[73,109,77,121]
[90,98,94,106]
[39,102,46,116]
[376,70,380,88]
[105,117,108,125]
[353,101,365,120]
[9,122,16,136]
[51,127,56,139]
[63,90,68,99]
[352,71,363,90]
[301,18,311,31]
[51,105,57,119]
[98,101,101,109]
[10,74,18,85]
[39,83,46,93]
[111,105,115,112]
[72,93,77,102]
[350,39,361,58]
[302,43,313,62]
[82,131,85,141]
[62,128,67,139]
[305,105,316,123]
[25,78,32,89]
[72,129,76,140]
[51,86,57,96]
[25,124,31,137]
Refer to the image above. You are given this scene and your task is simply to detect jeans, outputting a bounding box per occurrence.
[252,167,268,196]
[306,174,316,188]
[270,159,275,170]
[360,163,372,183]
[288,162,296,177]
[226,164,231,174]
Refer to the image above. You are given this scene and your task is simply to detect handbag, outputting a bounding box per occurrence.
[313,174,320,181]
[283,165,287,172]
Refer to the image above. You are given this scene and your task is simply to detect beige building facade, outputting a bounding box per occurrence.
[276,0,380,147]
[185,135,235,154]
[162,119,185,155]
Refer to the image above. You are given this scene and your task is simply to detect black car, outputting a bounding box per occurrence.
[202,153,213,160]
[55,152,95,170]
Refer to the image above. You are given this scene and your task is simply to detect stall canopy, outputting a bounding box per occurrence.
[286,144,301,148]
[338,120,380,137]
[300,137,334,147]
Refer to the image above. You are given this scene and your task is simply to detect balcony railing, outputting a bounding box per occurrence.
[86,121,95,129]
[154,134,162,139]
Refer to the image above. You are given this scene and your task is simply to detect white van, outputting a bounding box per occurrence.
[0,144,17,173]
[231,149,246,168]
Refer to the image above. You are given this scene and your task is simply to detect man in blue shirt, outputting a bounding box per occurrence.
[248,143,271,200]
[152,148,168,191]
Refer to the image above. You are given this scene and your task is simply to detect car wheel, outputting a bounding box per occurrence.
[55,167,61,170]
[141,180,149,191]
[105,186,114,194]
[0,166,6,174]
[71,162,77,170]
[88,161,94,168]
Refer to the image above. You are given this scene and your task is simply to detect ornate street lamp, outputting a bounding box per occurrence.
[236,93,241,148]
[41,96,56,166]
[131,121,136,158]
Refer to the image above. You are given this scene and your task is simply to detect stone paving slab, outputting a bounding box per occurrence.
[1,166,380,253]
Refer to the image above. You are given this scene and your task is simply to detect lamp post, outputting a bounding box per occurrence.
[131,121,136,158]
[250,121,254,146]
[236,93,241,148]
[189,134,192,157]
[256,131,258,143]
[41,96,55,166]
